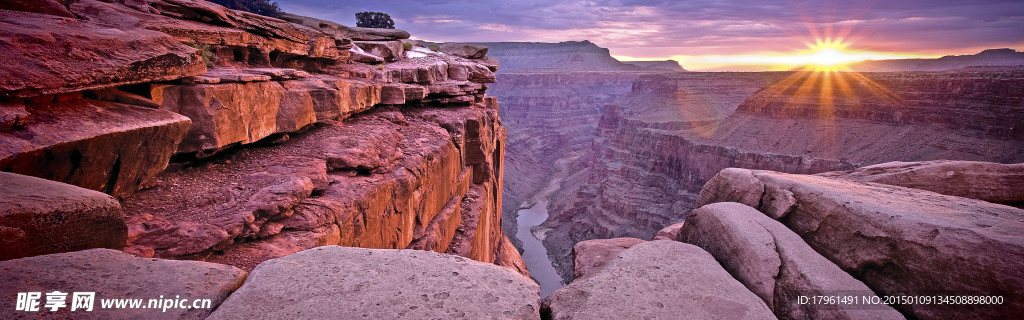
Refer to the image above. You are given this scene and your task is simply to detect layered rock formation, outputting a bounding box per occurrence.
[0,0,523,277]
[849,48,1024,72]
[540,70,1024,280]
[476,41,649,72]
[622,60,687,71]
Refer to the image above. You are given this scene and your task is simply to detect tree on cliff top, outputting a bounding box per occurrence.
[355,12,395,29]
[208,0,283,18]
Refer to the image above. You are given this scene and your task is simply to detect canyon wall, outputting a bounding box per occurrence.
[0,0,525,275]
[540,70,1024,280]
[489,72,644,247]
[849,48,1024,72]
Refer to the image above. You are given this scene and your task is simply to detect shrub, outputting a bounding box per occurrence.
[355,11,394,29]
[428,44,440,52]
[184,42,215,68]
[208,0,284,18]
[403,42,413,51]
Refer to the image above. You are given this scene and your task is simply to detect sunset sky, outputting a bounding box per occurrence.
[277,0,1024,71]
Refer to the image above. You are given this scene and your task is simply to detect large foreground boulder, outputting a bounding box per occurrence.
[680,202,903,319]
[0,249,245,319]
[0,173,126,260]
[697,168,1024,319]
[820,160,1024,205]
[542,241,774,320]
[207,246,540,319]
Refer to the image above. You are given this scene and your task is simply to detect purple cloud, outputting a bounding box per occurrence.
[275,0,1024,60]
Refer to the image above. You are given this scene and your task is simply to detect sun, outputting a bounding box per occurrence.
[801,38,858,71]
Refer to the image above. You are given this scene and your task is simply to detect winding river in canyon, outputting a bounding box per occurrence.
[514,157,572,297]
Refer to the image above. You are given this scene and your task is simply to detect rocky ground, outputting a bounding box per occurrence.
[545,161,1022,319]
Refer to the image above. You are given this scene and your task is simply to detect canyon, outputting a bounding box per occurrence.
[502,68,1024,282]
[1,1,1023,319]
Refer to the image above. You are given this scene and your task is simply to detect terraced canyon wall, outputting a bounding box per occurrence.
[489,72,644,248]
[0,0,525,275]
[540,70,1024,280]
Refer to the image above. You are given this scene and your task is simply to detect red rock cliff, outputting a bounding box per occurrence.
[0,0,525,275]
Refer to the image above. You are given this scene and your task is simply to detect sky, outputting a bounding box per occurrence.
[276,0,1024,71]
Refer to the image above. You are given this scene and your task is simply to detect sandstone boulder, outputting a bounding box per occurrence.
[321,126,403,173]
[441,43,489,59]
[697,168,1024,319]
[354,41,405,62]
[349,48,386,63]
[207,246,540,319]
[820,160,1024,205]
[542,241,774,320]
[0,173,126,260]
[651,221,684,240]
[0,100,191,197]
[0,103,30,131]
[0,10,205,97]
[0,249,245,319]
[680,202,904,319]
[571,237,647,280]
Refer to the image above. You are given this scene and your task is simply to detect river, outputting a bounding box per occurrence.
[514,156,572,297]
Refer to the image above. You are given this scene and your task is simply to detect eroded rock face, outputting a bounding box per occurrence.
[0,173,126,260]
[207,246,540,319]
[120,102,514,274]
[0,99,191,197]
[819,160,1024,205]
[571,237,646,280]
[0,248,245,319]
[697,168,1024,319]
[0,10,205,98]
[542,241,774,320]
[680,202,904,320]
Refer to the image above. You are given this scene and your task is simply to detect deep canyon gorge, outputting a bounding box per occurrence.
[2,1,1024,319]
